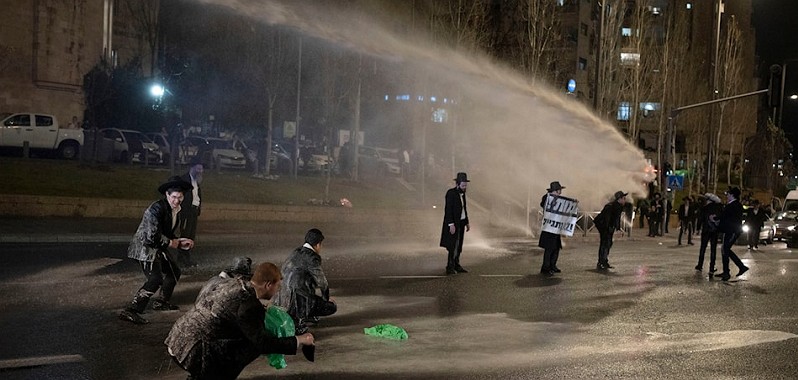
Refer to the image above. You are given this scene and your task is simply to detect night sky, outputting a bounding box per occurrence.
[752,0,798,147]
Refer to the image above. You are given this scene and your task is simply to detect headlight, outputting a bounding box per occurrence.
[742,225,750,232]
[788,225,796,231]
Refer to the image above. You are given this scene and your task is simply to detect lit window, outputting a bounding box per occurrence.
[617,102,631,121]
[432,108,448,123]
[620,52,640,65]
[622,28,632,37]
[384,95,389,101]
[417,95,424,101]
[430,96,437,102]
[686,3,692,10]
[578,57,588,71]
[396,94,410,101]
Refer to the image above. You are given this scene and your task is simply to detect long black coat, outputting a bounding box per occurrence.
[538,193,562,249]
[595,200,624,234]
[127,198,180,262]
[179,173,201,239]
[439,187,468,250]
[273,246,330,321]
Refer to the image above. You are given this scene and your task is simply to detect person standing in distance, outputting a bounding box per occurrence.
[178,156,204,268]
[119,176,194,325]
[539,181,566,276]
[711,187,749,281]
[595,191,627,270]
[440,172,471,275]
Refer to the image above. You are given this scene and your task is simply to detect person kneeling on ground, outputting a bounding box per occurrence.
[165,261,314,380]
[273,228,337,334]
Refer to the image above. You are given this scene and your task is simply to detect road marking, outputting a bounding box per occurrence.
[479,274,524,277]
[0,354,84,369]
[778,259,798,263]
[379,275,446,279]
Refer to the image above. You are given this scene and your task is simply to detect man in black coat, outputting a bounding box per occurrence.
[595,191,627,270]
[538,181,566,276]
[746,200,766,250]
[178,155,204,268]
[695,193,723,273]
[440,172,470,275]
[677,196,695,245]
[712,187,749,281]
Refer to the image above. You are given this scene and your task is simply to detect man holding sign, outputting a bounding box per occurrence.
[539,181,579,276]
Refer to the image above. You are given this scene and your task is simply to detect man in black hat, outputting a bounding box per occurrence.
[594,191,627,270]
[538,181,566,275]
[119,176,194,325]
[178,156,204,268]
[440,172,471,275]
[712,187,749,281]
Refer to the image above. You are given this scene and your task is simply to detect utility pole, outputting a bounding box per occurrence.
[706,0,723,192]
[293,36,302,179]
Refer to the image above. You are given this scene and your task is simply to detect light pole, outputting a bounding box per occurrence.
[777,59,798,129]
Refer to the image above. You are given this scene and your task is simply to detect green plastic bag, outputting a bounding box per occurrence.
[363,324,409,340]
[264,305,295,369]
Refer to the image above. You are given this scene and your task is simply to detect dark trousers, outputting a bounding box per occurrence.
[697,230,718,270]
[748,227,762,248]
[678,220,694,244]
[446,221,466,270]
[721,232,745,275]
[294,295,337,334]
[598,229,613,265]
[128,251,181,313]
[178,339,260,380]
[179,206,199,266]
[648,217,661,236]
[541,246,560,271]
[638,210,648,228]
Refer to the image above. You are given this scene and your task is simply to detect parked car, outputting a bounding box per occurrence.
[737,213,776,246]
[358,146,402,176]
[301,146,331,172]
[269,142,294,173]
[145,132,171,163]
[99,128,162,164]
[0,112,83,159]
[184,136,246,169]
[773,210,798,242]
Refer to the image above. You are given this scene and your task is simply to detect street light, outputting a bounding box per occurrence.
[150,84,165,98]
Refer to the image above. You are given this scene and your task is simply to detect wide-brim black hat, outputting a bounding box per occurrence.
[614,191,628,200]
[547,181,565,192]
[454,172,470,183]
[158,176,193,194]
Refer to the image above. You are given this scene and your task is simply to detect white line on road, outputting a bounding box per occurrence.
[0,354,84,369]
[479,274,525,277]
[379,275,447,279]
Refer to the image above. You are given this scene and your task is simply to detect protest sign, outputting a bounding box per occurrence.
[541,194,579,236]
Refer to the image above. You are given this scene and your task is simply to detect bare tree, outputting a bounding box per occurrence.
[594,1,627,120]
[122,0,160,75]
[714,18,746,190]
[514,0,566,84]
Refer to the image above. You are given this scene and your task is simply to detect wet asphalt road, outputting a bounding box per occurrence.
[1,221,798,379]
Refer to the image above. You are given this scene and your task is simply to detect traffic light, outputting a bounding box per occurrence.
[768,64,783,108]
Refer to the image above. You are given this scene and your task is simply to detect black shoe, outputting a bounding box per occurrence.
[551,267,562,273]
[687,242,694,246]
[720,273,731,281]
[694,265,702,272]
[736,266,749,277]
[119,309,149,325]
[604,263,614,269]
[455,266,468,273]
[152,300,180,311]
[596,263,607,270]
[446,268,457,275]
[540,267,550,274]
[709,267,717,273]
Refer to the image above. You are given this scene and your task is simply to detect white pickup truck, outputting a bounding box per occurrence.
[0,113,83,159]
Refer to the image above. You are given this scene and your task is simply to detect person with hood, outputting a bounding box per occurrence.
[538,181,566,275]
[594,191,628,270]
[119,176,194,325]
[440,172,471,275]
[695,193,723,273]
[711,187,750,281]
[165,261,314,380]
[273,228,337,334]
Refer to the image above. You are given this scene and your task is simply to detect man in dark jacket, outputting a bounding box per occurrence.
[440,172,471,275]
[712,187,750,281]
[677,196,695,245]
[274,228,337,334]
[746,200,766,250]
[178,155,204,268]
[696,193,723,273]
[165,262,314,380]
[538,181,566,275]
[648,193,664,237]
[595,191,627,270]
[119,176,194,325]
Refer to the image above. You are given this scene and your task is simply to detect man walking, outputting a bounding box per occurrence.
[696,193,722,273]
[178,156,204,268]
[120,176,194,324]
[538,181,566,275]
[713,187,750,281]
[440,172,471,275]
[594,191,627,270]
[677,196,695,245]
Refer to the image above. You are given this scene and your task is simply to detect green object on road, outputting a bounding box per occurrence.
[264,305,296,369]
[364,324,408,340]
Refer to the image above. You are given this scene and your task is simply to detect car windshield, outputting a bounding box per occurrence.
[121,131,143,143]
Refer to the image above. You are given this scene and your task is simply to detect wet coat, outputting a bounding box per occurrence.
[164,276,297,377]
[179,172,201,239]
[538,193,562,249]
[127,198,180,262]
[273,246,330,322]
[439,187,469,250]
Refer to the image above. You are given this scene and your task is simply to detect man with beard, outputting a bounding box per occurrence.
[440,172,471,275]
[178,155,204,268]
[539,181,566,276]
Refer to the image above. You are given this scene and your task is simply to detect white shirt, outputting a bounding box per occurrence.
[191,177,200,207]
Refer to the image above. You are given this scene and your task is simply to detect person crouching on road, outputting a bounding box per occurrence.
[165,262,314,380]
[594,191,627,270]
[119,176,194,325]
[273,228,337,335]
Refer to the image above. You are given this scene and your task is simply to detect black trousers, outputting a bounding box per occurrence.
[541,246,560,271]
[678,220,694,244]
[179,339,260,380]
[446,221,467,270]
[598,229,613,265]
[721,232,745,275]
[179,205,200,266]
[129,251,181,313]
[697,230,718,270]
[748,227,762,248]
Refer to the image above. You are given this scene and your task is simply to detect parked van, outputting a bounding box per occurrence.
[783,190,798,212]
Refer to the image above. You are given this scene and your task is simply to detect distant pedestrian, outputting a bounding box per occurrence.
[746,200,765,250]
[711,187,749,281]
[677,196,695,245]
[594,191,627,270]
[648,193,664,237]
[635,197,650,229]
[165,261,314,380]
[119,176,194,325]
[695,193,722,273]
[538,181,566,276]
[440,172,471,275]
[178,156,204,268]
[273,228,337,335]
[664,189,673,233]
